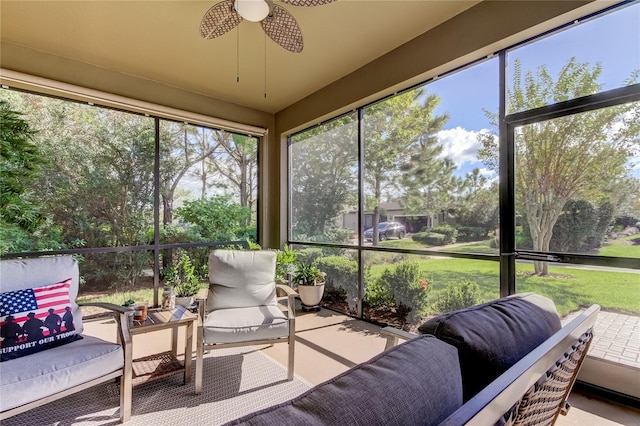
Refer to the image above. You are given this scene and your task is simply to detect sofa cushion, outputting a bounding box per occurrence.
[418,292,561,402]
[1,280,83,361]
[203,305,289,344]
[0,334,123,412]
[225,335,463,426]
[207,250,278,311]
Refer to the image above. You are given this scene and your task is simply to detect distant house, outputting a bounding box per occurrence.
[341,201,451,233]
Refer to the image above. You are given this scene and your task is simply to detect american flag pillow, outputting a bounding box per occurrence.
[0,279,82,362]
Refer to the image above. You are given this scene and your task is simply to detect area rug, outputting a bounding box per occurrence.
[3,347,311,426]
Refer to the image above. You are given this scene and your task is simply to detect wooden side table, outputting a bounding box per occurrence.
[128,306,196,387]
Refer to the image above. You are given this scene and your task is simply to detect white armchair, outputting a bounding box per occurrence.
[0,256,132,423]
[195,249,297,394]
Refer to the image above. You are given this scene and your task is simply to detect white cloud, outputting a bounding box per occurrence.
[436,127,492,168]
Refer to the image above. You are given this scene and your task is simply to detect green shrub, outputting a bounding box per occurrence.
[456,226,487,242]
[431,224,458,244]
[412,232,446,245]
[411,232,429,243]
[435,280,481,313]
[316,256,359,309]
[364,278,393,308]
[377,261,430,322]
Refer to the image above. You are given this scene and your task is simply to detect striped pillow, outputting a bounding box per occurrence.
[0,279,83,361]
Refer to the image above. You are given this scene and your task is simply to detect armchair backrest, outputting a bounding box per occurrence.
[207,250,277,311]
[0,255,84,334]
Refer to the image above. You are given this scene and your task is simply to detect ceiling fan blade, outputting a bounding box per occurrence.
[200,0,242,39]
[261,4,304,53]
[280,0,336,6]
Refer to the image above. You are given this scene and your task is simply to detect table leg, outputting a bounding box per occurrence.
[184,320,193,384]
[171,326,179,357]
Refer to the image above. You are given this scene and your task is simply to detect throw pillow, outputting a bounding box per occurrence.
[418,293,561,402]
[0,279,83,362]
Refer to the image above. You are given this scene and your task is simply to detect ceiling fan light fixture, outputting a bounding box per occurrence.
[234,0,269,22]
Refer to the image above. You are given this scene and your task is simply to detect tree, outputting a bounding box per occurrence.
[290,115,358,239]
[455,169,499,235]
[205,133,258,216]
[0,99,46,233]
[366,89,450,244]
[479,58,638,274]
[175,195,251,241]
[159,122,221,229]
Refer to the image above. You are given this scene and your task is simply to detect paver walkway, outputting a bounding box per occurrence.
[563,310,640,368]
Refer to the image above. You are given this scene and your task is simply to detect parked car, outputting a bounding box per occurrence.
[364,221,406,241]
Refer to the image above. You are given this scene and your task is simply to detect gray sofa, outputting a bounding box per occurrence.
[226,293,599,426]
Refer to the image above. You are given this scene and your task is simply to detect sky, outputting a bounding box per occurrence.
[420,1,640,180]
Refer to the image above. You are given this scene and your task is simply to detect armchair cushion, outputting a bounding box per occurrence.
[0,335,123,412]
[1,280,82,362]
[418,292,561,401]
[203,305,289,344]
[207,250,278,311]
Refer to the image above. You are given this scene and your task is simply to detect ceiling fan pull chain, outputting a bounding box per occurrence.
[237,26,240,83]
[264,31,268,99]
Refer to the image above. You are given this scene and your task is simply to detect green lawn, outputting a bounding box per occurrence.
[367,257,639,317]
[597,233,640,258]
[377,239,425,249]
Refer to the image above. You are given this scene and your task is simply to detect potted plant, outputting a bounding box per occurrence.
[292,262,326,308]
[164,253,202,308]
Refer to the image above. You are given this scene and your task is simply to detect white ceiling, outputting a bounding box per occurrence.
[0,0,480,113]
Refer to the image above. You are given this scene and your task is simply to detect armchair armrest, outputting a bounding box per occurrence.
[78,302,133,345]
[78,302,133,314]
[380,326,418,350]
[276,284,298,319]
[195,287,209,301]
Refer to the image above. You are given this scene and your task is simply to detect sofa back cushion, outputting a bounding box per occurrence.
[418,292,561,402]
[225,335,463,426]
[0,256,84,361]
[207,250,277,311]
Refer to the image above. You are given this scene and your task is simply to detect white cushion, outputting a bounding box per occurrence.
[0,335,123,412]
[0,256,84,334]
[203,305,289,344]
[207,250,277,311]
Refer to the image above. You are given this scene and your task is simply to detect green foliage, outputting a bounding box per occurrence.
[275,245,298,282]
[456,226,488,242]
[163,253,201,297]
[315,256,359,307]
[295,248,324,265]
[0,99,48,235]
[292,262,325,286]
[175,196,251,241]
[550,200,597,252]
[435,280,482,313]
[364,278,394,308]
[377,261,429,322]
[412,232,446,246]
[430,224,457,244]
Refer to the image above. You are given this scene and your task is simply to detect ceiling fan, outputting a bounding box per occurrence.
[200,0,335,53]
